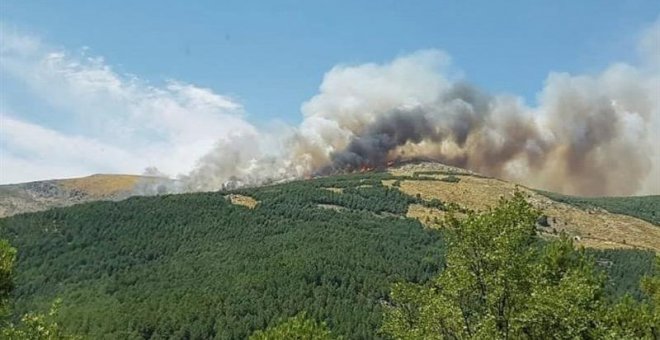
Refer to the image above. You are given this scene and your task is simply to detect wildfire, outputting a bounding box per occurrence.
[359,165,375,173]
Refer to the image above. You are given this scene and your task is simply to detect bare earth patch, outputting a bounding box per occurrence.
[317,204,346,212]
[226,194,258,209]
[323,187,344,194]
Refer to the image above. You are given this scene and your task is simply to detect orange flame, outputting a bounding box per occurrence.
[359,164,374,173]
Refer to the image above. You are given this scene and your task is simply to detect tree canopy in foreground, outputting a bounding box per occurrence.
[382,192,659,339]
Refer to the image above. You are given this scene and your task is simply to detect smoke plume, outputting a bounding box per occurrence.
[181,20,660,196]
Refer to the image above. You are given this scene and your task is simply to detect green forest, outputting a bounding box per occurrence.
[0,173,657,339]
[538,191,660,225]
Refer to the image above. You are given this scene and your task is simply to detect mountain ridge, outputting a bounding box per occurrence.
[1,162,658,252]
[0,174,174,218]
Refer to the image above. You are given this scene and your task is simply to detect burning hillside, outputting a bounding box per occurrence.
[179,21,659,196]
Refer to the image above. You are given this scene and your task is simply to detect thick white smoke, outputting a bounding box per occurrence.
[183,19,659,196]
[0,26,257,183]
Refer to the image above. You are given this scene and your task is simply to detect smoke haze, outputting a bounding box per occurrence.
[180,20,660,196]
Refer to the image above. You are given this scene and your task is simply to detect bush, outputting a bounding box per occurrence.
[440,175,460,183]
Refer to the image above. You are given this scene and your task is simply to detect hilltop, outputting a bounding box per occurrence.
[0,174,175,218]
[0,164,658,338]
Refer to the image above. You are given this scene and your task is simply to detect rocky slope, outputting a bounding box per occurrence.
[0,174,174,217]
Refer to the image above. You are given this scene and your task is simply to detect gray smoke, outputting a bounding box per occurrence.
[178,19,659,196]
[322,78,654,196]
[325,109,437,172]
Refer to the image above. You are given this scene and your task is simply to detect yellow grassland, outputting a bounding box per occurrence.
[226,194,259,209]
[390,174,660,252]
[59,174,144,197]
[406,204,446,228]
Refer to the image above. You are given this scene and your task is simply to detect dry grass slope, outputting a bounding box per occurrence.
[389,166,660,252]
[406,204,446,228]
[226,194,259,209]
[59,174,144,197]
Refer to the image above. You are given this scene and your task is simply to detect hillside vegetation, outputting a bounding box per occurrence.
[383,193,659,339]
[0,168,657,338]
[0,173,444,339]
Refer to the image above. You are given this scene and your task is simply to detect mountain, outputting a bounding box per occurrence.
[0,174,175,218]
[0,162,658,338]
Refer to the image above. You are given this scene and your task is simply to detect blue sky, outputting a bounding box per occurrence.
[1,1,659,184]
[3,0,658,122]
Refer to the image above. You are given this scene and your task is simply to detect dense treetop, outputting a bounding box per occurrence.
[0,172,656,339]
[0,174,443,339]
[382,192,659,339]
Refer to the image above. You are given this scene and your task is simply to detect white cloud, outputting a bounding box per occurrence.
[638,16,660,70]
[301,49,451,127]
[0,114,142,182]
[0,27,257,184]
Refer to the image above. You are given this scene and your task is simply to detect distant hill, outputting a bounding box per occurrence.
[0,164,657,338]
[0,174,175,217]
